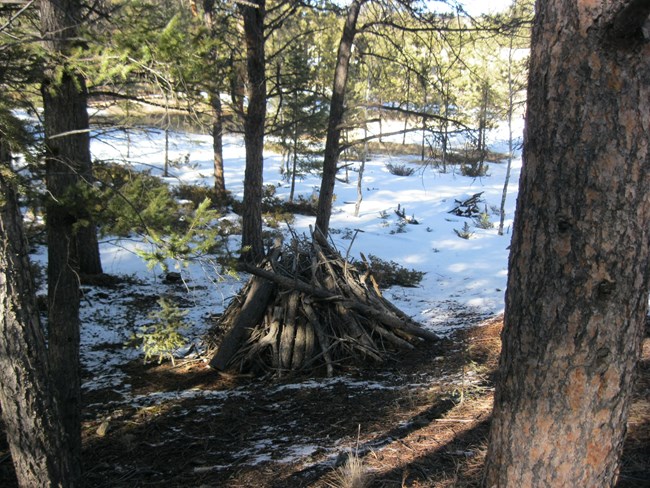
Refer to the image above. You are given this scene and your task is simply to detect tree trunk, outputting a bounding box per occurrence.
[40,0,88,477]
[40,0,102,276]
[498,33,516,237]
[314,0,365,236]
[202,0,228,204]
[289,126,298,203]
[240,0,266,262]
[0,140,75,487]
[485,1,650,486]
[210,94,228,202]
[41,72,83,482]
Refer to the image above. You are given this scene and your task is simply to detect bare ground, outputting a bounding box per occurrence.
[3,314,648,487]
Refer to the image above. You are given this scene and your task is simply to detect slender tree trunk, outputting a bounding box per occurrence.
[40,0,101,276]
[420,90,427,162]
[315,0,365,236]
[210,94,227,202]
[441,85,449,173]
[41,73,83,482]
[355,67,370,218]
[498,34,516,236]
[164,97,170,177]
[0,139,75,488]
[485,1,650,486]
[202,0,228,204]
[402,71,410,146]
[40,0,87,476]
[289,126,298,203]
[240,0,266,262]
[476,81,489,175]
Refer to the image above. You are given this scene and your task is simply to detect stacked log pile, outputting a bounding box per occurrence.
[208,230,439,377]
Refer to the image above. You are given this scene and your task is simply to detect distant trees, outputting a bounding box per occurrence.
[267,11,329,203]
[498,0,531,236]
[201,0,233,203]
[314,1,528,234]
[485,0,650,485]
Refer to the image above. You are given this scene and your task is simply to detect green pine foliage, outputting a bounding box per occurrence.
[94,164,181,237]
[136,297,188,365]
[136,197,227,273]
[474,210,494,230]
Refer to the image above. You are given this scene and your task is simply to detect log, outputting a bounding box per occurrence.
[209,275,275,370]
[291,320,306,370]
[372,324,415,350]
[302,299,334,377]
[279,292,299,370]
[244,306,281,363]
[239,261,440,342]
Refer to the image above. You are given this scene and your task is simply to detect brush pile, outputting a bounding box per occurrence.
[208,230,440,377]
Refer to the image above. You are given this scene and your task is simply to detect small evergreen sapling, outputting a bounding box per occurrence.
[474,206,494,229]
[136,297,188,365]
[454,222,474,239]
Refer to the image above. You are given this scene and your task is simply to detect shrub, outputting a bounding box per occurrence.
[136,198,226,272]
[460,162,489,177]
[95,163,182,237]
[386,162,415,176]
[261,184,283,210]
[360,254,425,288]
[394,204,419,225]
[282,194,319,216]
[474,210,493,230]
[173,184,227,209]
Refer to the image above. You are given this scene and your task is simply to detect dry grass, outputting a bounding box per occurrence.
[326,451,371,488]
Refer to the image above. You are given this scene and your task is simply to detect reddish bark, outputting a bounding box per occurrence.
[485,1,650,486]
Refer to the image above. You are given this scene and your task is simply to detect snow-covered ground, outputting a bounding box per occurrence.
[19,116,524,475]
[32,116,524,398]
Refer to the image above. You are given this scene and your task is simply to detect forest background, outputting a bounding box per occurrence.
[1,0,649,487]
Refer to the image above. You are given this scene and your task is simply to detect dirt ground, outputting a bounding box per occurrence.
[1,317,649,487]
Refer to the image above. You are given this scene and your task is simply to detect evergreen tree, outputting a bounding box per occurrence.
[315,0,366,236]
[239,0,267,262]
[40,0,103,277]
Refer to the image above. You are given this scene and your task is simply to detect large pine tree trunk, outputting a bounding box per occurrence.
[0,141,76,487]
[240,0,266,262]
[485,1,650,486]
[314,0,365,236]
